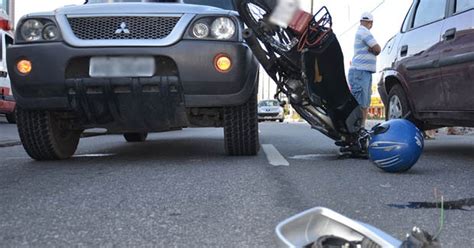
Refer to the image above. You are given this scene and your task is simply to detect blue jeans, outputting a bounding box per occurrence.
[348,69,372,108]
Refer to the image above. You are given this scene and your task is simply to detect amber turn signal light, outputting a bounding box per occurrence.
[214,54,232,73]
[17,59,32,75]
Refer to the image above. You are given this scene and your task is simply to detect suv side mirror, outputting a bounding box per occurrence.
[280,100,287,107]
[276,207,402,247]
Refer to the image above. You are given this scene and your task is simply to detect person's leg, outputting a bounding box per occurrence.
[424,129,436,139]
[362,72,373,127]
[348,69,371,128]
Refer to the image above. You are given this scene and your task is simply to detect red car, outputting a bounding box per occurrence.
[0,30,15,123]
[0,86,15,123]
[378,0,474,129]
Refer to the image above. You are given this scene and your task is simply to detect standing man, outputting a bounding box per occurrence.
[348,12,381,127]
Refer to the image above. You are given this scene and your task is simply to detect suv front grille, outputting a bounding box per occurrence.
[67,16,181,40]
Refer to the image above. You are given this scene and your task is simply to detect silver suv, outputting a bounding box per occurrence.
[8,0,260,160]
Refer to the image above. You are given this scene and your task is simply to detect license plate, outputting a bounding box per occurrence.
[89,56,155,78]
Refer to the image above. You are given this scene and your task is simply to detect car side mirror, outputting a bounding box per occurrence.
[276,207,401,248]
[280,100,287,107]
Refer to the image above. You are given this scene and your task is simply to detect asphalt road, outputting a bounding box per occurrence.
[0,118,473,247]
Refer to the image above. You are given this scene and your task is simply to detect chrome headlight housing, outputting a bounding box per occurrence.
[17,17,62,43]
[20,19,44,41]
[210,17,236,40]
[186,16,239,41]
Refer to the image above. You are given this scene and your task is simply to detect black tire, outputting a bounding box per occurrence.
[6,111,16,124]
[16,108,81,161]
[386,84,412,121]
[124,133,148,142]
[386,84,424,129]
[224,91,260,156]
[279,118,284,123]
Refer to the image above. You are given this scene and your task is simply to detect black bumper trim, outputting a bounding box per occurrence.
[8,41,259,110]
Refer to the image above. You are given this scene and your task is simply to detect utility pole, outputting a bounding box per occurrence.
[310,0,314,14]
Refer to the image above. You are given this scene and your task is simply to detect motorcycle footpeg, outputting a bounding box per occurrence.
[338,152,368,160]
[335,140,349,147]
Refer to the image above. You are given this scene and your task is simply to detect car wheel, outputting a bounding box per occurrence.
[387,84,411,120]
[387,85,425,130]
[6,111,16,124]
[224,90,259,156]
[16,108,81,161]
[279,119,284,123]
[124,133,148,142]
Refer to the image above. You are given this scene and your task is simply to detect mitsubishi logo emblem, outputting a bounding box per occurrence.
[115,22,130,34]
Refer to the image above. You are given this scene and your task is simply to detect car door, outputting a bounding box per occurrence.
[396,0,448,112]
[439,0,474,111]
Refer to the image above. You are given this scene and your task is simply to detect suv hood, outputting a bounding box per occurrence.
[56,3,231,15]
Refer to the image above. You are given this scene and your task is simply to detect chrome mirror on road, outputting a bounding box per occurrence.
[276,207,402,248]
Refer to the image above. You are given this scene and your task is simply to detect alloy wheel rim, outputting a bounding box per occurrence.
[389,95,403,119]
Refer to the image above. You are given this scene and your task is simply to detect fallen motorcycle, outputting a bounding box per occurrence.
[235,0,424,172]
[276,207,441,248]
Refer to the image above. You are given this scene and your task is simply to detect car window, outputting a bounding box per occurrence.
[87,0,177,3]
[401,2,416,32]
[183,0,235,10]
[412,0,447,28]
[456,0,474,13]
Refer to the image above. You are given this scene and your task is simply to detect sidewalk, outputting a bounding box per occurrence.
[0,116,21,147]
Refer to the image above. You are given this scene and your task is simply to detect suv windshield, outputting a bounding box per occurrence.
[86,0,236,10]
[183,0,234,10]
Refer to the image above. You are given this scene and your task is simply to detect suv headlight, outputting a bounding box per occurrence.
[21,19,44,41]
[42,24,60,41]
[187,16,238,41]
[17,18,61,43]
[210,17,236,40]
[192,22,210,39]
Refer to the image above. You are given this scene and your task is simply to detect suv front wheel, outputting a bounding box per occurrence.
[16,108,82,161]
[224,90,259,156]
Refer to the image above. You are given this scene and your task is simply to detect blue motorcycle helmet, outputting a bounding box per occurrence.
[368,119,424,173]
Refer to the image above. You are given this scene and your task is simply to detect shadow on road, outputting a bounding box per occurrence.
[11,134,245,170]
[423,142,474,160]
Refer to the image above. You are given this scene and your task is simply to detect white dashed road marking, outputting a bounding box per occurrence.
[262,144,289,167]
[73,153,115,158]
[289,154,336,160]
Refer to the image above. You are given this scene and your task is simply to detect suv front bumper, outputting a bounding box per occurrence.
[7,40,259,110]
[258,112,284,121]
